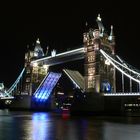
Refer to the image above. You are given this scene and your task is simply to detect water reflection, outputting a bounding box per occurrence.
[31,113,52,140]
[1,110,140,140]
[103,122,140,140]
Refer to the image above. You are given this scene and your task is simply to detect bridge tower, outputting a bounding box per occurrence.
[84,14,116,94]
[24,45,33,95]
[24,39,48,95]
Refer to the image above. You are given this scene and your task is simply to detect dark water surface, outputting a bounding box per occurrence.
[0,109,140,140]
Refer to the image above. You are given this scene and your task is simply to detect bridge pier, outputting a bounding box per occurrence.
[9,94,56,111]
[9,95,32,110]
[70,91,140,116]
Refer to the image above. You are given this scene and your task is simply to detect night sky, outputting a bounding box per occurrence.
[0,2,140,88]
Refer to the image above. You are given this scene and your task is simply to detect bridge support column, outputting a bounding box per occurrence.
[83,31,101,94]
[83,22,116,94]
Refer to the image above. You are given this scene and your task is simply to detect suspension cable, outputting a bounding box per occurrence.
[7,68,25,94]
[100,49,140,84]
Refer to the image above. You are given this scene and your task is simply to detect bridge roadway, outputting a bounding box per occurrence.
[0,91,14,100]
[0,96,14,99]
[31,47,85,66]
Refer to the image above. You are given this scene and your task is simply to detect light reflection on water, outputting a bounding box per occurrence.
[1,110,140,140]
[31,113,52,140]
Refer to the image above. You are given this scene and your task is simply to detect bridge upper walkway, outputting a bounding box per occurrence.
[31,47,85,66]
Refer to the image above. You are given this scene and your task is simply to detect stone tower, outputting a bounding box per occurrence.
[84,14,116,94]
[24,45,34,95]
[24,39,48,95]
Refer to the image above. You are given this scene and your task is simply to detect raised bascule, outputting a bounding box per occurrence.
[2,14,140,115]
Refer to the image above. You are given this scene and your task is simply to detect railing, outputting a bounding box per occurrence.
[104,93,140,96]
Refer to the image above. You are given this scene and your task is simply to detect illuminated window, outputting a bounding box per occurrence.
[88,67,95,75]
[83,33,87,42]
[88,81,93,88]
[94,43,99,50]
[88,55,95,62]
[26,69,31,74]
[87,76,95,88]
[26,78,30,82]
[88,81,95,88]
[25,85,30,91]
[93,30,100,38]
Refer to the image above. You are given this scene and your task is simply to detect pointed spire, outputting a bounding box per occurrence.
[32,43,35,46]
[36,38,40,44]
[85,21,88,27]
[96,14,104,33]
[46,46,49,56]
[108,25,115,41]
[27,45,29,49]
[110,25,114,36]
[97,14,102,21]
[84,21,89,32]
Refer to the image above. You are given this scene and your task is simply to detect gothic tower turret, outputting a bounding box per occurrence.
[84,14,116,94]
[24,45,34,95]
[24,39,49,95]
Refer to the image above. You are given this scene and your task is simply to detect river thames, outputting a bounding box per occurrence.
[0,109,140,140]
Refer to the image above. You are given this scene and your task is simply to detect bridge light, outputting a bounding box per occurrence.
[5,100,12,105]
[57,92,64,95]
[105,60,110,65]
[43,64,49,71]
[34,52,38,57]
[0,83,4,90]
[33,62,38,67]
[51,49,56,57]
[36,38,40,44]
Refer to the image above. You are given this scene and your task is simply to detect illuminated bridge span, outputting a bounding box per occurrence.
[29,47,140,97]
[100,49,140,84]
[2,14,140,113]
[31,47,85,66]
[0,91,14,100]
[0,68,25,100]
[100,49,140,96]
[33,72,61,101]
[7,68,25,95]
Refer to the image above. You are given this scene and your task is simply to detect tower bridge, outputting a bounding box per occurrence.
[2,14,140,114]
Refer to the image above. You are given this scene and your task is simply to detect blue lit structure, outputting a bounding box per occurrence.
[101,80,111,93]
[33,72,61,102]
